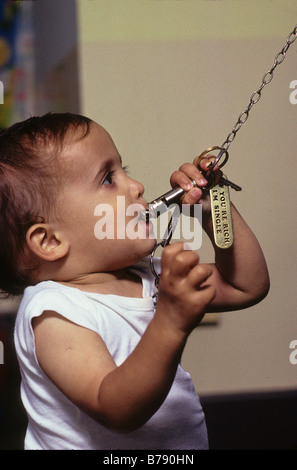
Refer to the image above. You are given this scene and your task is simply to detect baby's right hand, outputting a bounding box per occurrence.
[156,242,215,335]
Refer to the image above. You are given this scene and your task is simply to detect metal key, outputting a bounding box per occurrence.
[201,167,242,192]
[218,174,242,191]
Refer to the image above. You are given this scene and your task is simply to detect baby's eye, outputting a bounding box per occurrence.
[102,165,128,185]
[102,171,115,185]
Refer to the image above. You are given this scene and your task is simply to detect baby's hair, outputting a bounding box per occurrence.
[0,112,92,297]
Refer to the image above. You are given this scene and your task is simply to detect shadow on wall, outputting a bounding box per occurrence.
[0,314,26,450]
[201,389,297,450]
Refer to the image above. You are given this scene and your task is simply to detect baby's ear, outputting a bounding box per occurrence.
[26,224,70,261]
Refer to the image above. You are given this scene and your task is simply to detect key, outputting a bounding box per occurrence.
[218,174,242,191]
[201,168,242,191]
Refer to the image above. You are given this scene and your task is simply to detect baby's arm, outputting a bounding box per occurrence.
[33,244,214,433]
[170,158,270,311]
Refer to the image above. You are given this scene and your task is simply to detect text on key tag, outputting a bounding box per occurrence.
[210,175,234,249]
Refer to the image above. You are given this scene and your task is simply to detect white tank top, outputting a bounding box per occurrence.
[14,258,208,450]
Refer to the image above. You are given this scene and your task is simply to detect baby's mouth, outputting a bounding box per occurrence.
[139,204,155,223]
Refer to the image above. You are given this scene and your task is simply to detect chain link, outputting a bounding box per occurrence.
[221,24,297,153]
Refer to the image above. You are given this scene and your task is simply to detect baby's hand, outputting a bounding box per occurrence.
[156,242,215,335]
[169,156,218,208]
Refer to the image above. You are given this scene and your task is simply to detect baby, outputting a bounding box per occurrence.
[0,113,269,449]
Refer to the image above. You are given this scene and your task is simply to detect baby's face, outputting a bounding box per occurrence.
[52,122,156,273]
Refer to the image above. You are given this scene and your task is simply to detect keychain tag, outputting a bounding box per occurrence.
[209,175,234,249]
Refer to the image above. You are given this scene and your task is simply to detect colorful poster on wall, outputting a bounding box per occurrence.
[0,0,20,127]
[0,0,34,128]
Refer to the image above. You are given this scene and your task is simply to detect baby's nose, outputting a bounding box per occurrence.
[129,177,144,199]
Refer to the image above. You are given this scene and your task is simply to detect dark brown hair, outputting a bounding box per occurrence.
[0,112,92,297]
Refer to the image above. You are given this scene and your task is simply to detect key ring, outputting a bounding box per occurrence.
[194,145,229,171]
[194,146,229,190]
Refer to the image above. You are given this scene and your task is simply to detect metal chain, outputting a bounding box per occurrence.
[221,24,297,153]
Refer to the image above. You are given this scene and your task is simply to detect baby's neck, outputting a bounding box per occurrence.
[58,270,143,298]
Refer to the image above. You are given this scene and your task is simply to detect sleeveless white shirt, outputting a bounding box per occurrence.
[14,258,208,450]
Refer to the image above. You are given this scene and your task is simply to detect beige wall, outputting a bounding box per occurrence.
[77,1,297,395]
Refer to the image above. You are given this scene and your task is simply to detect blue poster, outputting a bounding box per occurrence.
[0,0,20,69]
[0,0,22,127]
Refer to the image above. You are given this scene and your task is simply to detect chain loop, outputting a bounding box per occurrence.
[220,24,297,154]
